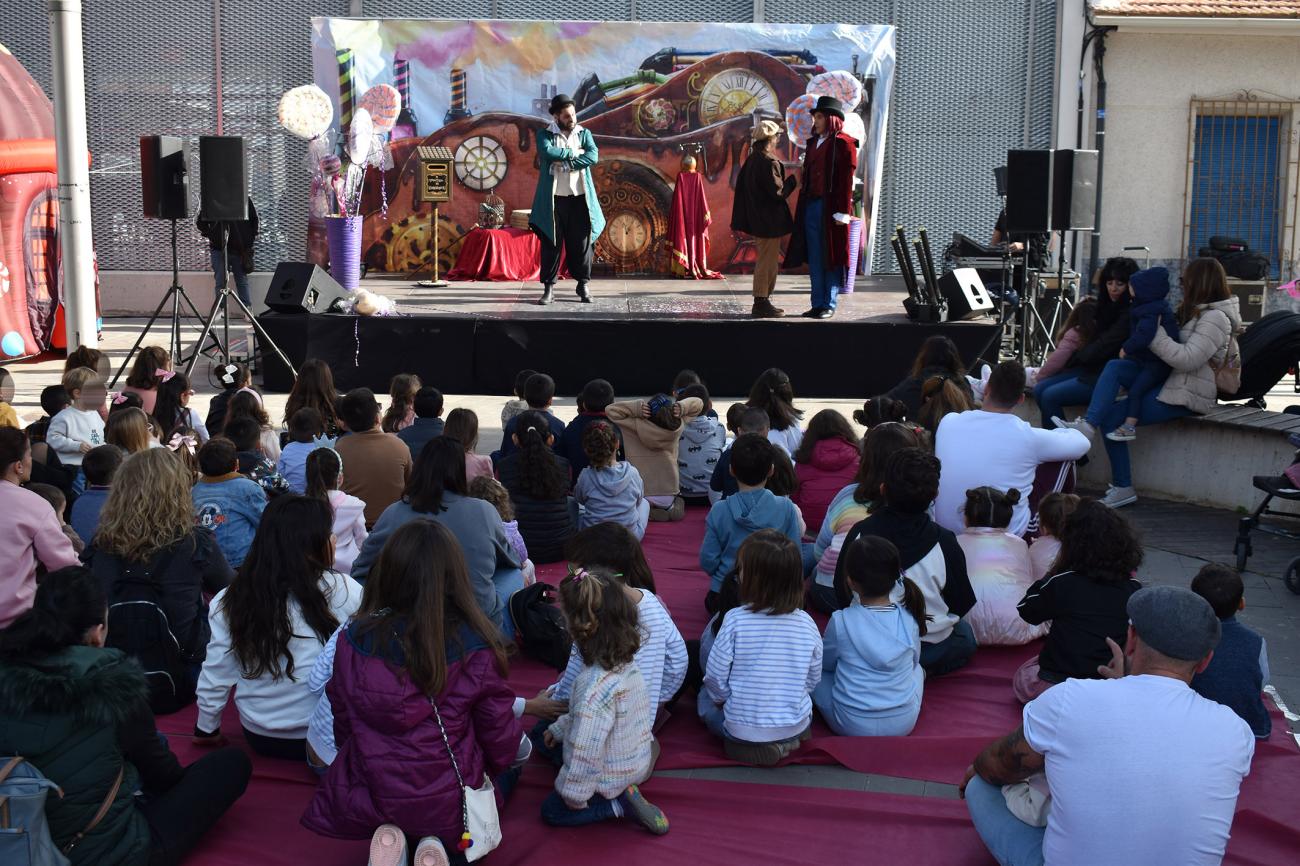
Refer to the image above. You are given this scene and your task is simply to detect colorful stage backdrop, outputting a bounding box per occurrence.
[310,19,894,277]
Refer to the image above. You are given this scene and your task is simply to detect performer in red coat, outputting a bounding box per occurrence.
[784,96,859,320]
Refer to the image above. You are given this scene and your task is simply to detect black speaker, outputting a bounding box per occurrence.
[938,267,995,321]
[1050,149,1098,231]
[198,136,249,221]
[140,135,188,219]
[265,262,349,314]
[1004,149,1053,233]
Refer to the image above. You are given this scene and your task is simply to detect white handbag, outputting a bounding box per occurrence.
[430,699,502,862]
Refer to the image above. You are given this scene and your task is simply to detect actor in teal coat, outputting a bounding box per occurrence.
[529,93,606,305]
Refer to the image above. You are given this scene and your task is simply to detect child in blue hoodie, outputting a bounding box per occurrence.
[574,421,649,539]
[700,434,802,613]
[192,436,266,567]
[814,535,927,736]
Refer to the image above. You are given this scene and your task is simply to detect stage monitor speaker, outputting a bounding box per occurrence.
[265,262,349,314]
[1050,149,1098,231]
[938,267,995,321]
[1004,149,1053,233]
[198,135,249,221]
[140,135,188,219]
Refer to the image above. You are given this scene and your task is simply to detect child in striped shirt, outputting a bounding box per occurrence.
[701,529,822,765]
[541,568,669,835]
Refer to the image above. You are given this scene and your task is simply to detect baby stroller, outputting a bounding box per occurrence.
[1233,431,1300,594]
[1235,311,1300,408]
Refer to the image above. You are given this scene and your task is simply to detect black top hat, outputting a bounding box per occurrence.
[549,93,575,114]
[812,95,845,120]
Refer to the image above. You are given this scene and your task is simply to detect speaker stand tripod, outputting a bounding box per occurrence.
[183,226,298,382]
[110,218,224,390]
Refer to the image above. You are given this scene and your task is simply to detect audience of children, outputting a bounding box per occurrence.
[700,434,803,612]
[498,409,577,564]
[1028,492,1079,580]
[120,345,170,415]
[1190,563,1272,739]
[835,448,977,677]
[792,408,861,533]
[0,567,251,866]
[277,406,326,493]
[957,486,1048,646]
[574,420,650,538]
[676,382,727,506]
[810,421,926,613]
[334,388,412,527]
[1013,498,1144,702]
[225,417,290,497]
[70,443,123,544]
[193,436,267,568]
[225,389,281,461]
[469,475,536,587]
[302,520,524,864]
[395,385,445,459]
[27,482,84,555]
[700,530,822,765]
[499,373,565,461]
[814,535,927,736]
[195,495,363,760]
[558,378,624,481]
[607,392,703,522]
[501,367,537,427]
[381,372,421,433]
[540,567,670,834]
[443,407,494,483]
[301,446,368,575]
[283,358,341,436]
[105,405,154,454]
[746,367,803,456]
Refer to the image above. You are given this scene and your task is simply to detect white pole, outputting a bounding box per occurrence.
[48,0,98,352]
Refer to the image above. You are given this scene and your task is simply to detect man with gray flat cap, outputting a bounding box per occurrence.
[961,585,1255,866]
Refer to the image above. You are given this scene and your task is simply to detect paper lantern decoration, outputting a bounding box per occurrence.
[842,112,866,148]
[784,94,818,148]
[347,108,373,163]
[278,84,334,140]
[358,84,401,132]
[807,71,863,111]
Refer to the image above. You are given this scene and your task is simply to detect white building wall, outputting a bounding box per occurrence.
[1098,31,1300,272]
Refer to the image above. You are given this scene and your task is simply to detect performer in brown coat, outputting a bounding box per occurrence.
[784,96,859,320]
[731,120,796,318]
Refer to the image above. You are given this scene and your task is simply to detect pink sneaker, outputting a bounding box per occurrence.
[413,836,450,866]
[368,824,407,866]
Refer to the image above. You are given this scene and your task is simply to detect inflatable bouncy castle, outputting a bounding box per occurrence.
[0,42,96,360]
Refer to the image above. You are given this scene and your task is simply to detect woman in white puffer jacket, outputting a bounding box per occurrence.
[1096,257,1240,508]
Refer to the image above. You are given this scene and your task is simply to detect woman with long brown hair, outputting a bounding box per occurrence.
[284,358,341,435]
[302,519,523,866]
[84,448,234,713]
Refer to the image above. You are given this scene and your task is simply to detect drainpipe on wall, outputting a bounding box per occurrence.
[1088,26,1114,275]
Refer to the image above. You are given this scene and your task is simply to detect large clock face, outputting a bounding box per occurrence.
[698,69,778,125]
[454,135,507,191]
[608,212,650,255]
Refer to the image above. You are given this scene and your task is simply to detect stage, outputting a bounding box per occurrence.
[257,274,998,397]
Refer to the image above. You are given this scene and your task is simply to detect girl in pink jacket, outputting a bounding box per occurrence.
[957,486,1048,646]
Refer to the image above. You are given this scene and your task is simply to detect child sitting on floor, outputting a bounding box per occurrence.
[153,371,208,443]
[700,530,821,766]
[277,407,326,494]
[574,420,649,539]
[225,416,290,497]
[501,367,537,427]
[746,367,804,457]
[498,372,565,461]
[792,408,861,536]
[814,535,927,737]
[304,447,367,575]
[47,366,107,475]
[700,434,802,613]
[676,383,727,506]
[958,486,1047,646]
[1029,492,1079,580]
[607,392,703,522]
[559,378,623,481]
[70,444,123,545]
[381,372,420,433]
[541,568,669,835]
[443,407,494,483]
[27,482,85,555]
[468,474,536,587]
[193,436,266,568]
[1190,563,1272,739]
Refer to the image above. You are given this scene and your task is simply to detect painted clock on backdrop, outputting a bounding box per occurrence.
[698,69,778,125]
[454,135,508,191]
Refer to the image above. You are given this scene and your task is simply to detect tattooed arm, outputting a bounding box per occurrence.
[961,726,1046,795]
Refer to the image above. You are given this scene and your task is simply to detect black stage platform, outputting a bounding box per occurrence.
[258,274,998,397]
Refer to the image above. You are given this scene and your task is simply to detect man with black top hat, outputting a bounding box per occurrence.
[783,95,858,320]
[529,94,606,305]
[961,585,1255,866]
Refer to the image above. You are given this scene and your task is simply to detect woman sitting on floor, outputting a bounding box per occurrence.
[194,495,363,760]
[883,336,972,419]
[0,567,251,866]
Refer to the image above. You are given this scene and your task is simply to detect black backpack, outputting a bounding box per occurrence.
[105,541,195,715]
[508,582,572,671]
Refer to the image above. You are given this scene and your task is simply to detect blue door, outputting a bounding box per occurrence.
[1188,114,1282,278]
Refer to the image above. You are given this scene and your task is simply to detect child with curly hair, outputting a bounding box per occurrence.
[574,421,649,539]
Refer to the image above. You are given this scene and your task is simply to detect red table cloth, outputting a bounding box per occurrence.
[446,226,549,281]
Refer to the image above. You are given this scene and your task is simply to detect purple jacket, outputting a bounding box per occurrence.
[301,622,521,840]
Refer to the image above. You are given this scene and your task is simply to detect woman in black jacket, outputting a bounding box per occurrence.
[497,410,576,564]
[0,567,249,866]
[1032,257,1138,428]
[731,119,796,319]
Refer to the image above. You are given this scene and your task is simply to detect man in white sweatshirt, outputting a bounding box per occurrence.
[934,361,1089,538]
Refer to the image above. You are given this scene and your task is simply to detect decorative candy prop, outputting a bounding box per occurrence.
[807,70,864,111]
[337,48,356,129]
[358,83,401,132]
[841,112,866,148]
[346,108,373,164]
[277,84,334,140]
[784,93,817,147]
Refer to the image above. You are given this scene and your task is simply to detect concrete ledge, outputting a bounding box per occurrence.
[99,270,271,316]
